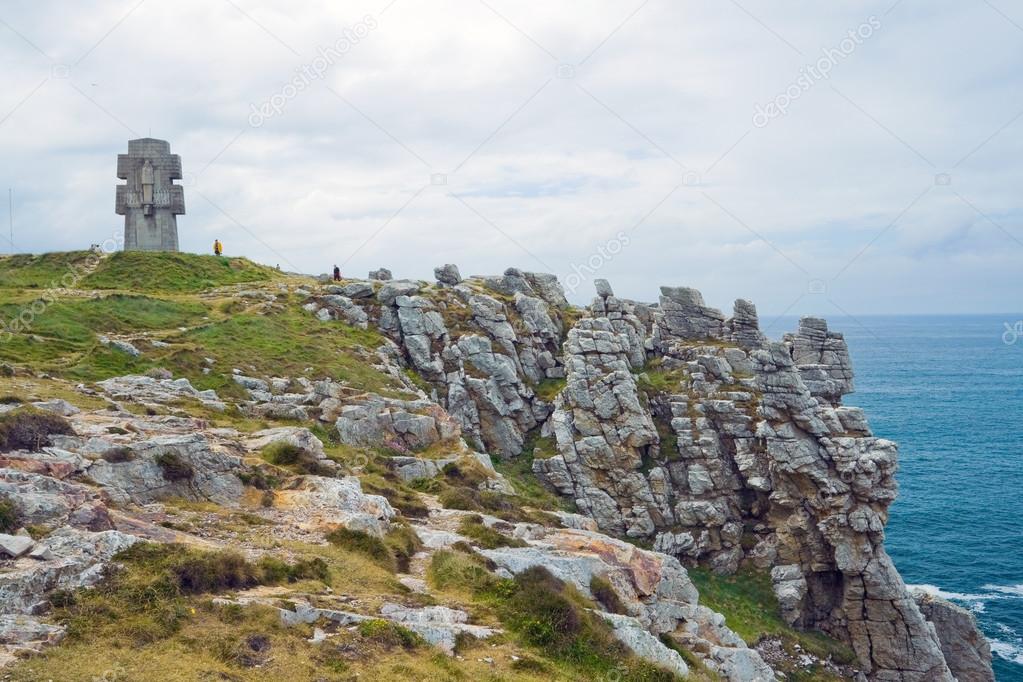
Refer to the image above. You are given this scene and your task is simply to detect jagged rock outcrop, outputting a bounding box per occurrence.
[912,589,995,682]
[527,282,985,681]
[274,475,396,536]
[300,271,993,680]
[468,523,774,681]
[306,272,572,458]
[434,264,462,286]
[532,317,666,538]
[333,395,461,453]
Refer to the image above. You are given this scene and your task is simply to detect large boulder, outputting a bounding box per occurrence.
[0,528,140,615]
[86,434,245,506]
[274,476,395,537]
[912,589,995,682]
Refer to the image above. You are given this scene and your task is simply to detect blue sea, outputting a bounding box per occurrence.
[771,314,1023,680]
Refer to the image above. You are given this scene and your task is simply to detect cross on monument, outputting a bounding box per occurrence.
[115,138,185,252]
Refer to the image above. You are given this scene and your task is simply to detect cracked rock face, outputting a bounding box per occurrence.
[912,589,995,682]
[293,272,991,680]
[476,526,774,681]
[528,286,973,681]
[309,274,572,459]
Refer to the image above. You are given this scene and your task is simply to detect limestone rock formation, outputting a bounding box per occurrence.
[912,589,995,682]
[0,265,993,680]
[521,283,981,681]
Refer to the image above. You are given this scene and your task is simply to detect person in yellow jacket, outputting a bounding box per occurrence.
[213,239,223,256]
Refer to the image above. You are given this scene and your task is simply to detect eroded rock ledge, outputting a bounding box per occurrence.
[304,268,991,681]
[0,265,993,681]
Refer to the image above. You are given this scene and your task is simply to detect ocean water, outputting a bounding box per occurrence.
[772,314,1023,680]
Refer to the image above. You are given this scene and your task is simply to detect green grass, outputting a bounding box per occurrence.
[0,297,407,398]
[427,554,680,681]
[356,619,422,649]
[533,378,566,402]
[324,523,424,574]
[653,416,682,462]
[0,294,207,376]
[635,359,688,394]
[175,309,406,398]
[0,251,278,293]
[0,252,100,289]
[493,432,573,513]
[48,543,328,644]
[83,252,278,293]
[688,567,856,676]
[326,527,396,571]
[458,514,528,549]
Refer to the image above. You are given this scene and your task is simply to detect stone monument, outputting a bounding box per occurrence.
[115,138,185,251]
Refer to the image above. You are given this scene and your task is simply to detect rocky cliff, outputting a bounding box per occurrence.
[305,266,993,681]
[0,255,993,681]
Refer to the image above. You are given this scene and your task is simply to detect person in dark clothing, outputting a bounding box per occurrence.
[333,265,341,281]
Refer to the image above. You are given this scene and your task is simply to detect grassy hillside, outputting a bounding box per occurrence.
[84,252,278,292]
[0,251,279,293]
[0,251,97,289]
[0,251,407,400]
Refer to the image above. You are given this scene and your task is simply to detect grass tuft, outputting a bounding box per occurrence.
[155,452,194,481]
[326,527,395,572]
[0,496,21,533]
[689,567,857,671]
[458,515,528,549]
[262,441,333,476]
[589,576,628,615]
[356,619,422,649]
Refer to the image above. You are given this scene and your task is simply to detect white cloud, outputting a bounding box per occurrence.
[1,0,1021,316]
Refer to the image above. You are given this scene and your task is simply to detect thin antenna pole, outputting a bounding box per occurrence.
[7,188,12,255]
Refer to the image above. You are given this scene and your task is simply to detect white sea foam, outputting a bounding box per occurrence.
[909,584,1023,666]
[981,583,1023,598]
[989,638,1023,665]
[906,584,992,611]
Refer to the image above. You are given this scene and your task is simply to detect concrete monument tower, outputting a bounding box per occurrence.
[115,138,185,251]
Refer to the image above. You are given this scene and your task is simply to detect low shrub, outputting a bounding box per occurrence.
[0,496,20,533]
[439,484,561,526]
[100,446,135,463]
[50,543,330,644]
[441,462,488,488]
[590,575,628,615]
[262,441,333,476]
[458,514,528,549]
[255,556,329,584]
[438,486,481,512]
[238,469,281,491]
[356,619,421,649]
[155,452,194,481]
[0,408,75,451]
[326,526,394,571]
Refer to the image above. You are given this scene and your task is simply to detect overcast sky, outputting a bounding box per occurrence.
[2,0,1022,319]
